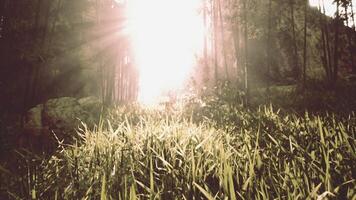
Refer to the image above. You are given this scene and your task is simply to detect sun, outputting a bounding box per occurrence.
[124,0,205,105]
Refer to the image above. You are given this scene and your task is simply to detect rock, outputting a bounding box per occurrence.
[78,96,102,116]
[22,96,103,147]
[23,104,44,137]
[78,96,102,126]
[42,97,87,140]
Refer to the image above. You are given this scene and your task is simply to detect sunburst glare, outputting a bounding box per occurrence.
[125,0,204,105]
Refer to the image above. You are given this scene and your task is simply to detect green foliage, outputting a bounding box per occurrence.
[1,103,355,199]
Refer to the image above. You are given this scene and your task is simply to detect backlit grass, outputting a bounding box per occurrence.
[1,104,355,199]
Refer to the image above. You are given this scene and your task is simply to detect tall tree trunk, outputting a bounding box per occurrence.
[25,0,43,107]
[41,0,51,45]
[325,23,333,81]
[333,0,340,83]
[303,0,308,86]
[48,0,62,48]
[34,0,42,36]
[319,0,333,82]
[118,55,123,102]
[213,0,219,84]
[217,0,229,81]
[347,1,356,74]
[203,0,209,82]
[290,0,300,80]
[0,0,6,39]
[320,25,329,79]
[267,0,272,95]
[232,0,240,84]
[243,0,249,106]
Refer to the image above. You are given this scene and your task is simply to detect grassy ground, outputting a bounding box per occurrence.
[1,101,355,199]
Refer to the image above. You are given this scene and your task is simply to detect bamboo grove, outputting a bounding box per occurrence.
[0,0,138,112]
[1,0,356,111]
[197,0,356,104]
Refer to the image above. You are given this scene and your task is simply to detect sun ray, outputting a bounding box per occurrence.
[124,0,204,105]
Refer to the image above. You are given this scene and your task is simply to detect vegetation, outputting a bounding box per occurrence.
[1,97,355,199]
[1,0,356,199]
[1,0,356,112]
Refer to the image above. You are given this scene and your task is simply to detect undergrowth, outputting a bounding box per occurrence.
[1,99,355,199]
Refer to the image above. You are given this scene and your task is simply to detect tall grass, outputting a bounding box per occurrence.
[1,104,355,199]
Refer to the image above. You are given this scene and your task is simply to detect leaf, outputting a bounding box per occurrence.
[317,191,335,200]
[129,185,137,200]
[135,180,151,194]
[193,182,215,200]
[101,174,107,200]
[150,155,155,199]
[307,183,322,199]
[267,134,278,145]
[0,165,11,175]
[318,118,325,145]
[242,177,252,191]
[227,165,237,200]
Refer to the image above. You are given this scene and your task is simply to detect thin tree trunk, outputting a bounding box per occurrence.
[19,0,37,111]
[303,0,308,86]
[41,0,51,45]
[26,0,43,106]
[217,0,229,81]
[344,3,356,75]
[118,55,123,102]
[320,25,329,79]
[243,0,249,106]
[99,61,105,103]
[320,0,333,81]
[267,0,272,96]
[34,0,43,38]
[325,23,333,80]
[213,0,219,84]
[48,0,62,48]
[203,0,209,82]
[0,0,6,39]
[232,0,240,84]
[120,58,125,102]
[290,0,300,80]
[333,0,340,83]
[349,1,356,74]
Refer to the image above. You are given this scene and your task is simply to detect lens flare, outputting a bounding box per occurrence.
[125,0,204,104]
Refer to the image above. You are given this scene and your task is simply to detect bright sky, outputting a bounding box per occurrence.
[125,0,204,105]
[309,0,356,17]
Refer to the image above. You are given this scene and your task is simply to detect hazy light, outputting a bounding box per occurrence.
[125,0,204,105]
[309,0,356,17]
[309,0,335,16]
